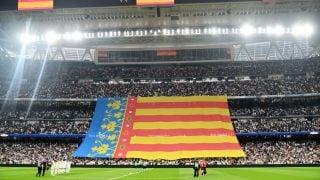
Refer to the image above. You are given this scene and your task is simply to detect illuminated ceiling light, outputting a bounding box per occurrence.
[19,33,31,44]
[162,28,167,35]
[223,28,229,34]
[292,24,309,36]
[72,31,83,41]
[303,24,314,37]
[63,32,72,41]
[210,28,217,34]
[240,24,255,36]
[185,28,190,35]
[217,28,222,34]
[266,26,273,35]
[45,31,58,43]
[273,25,285,36]
[83,32,88,38]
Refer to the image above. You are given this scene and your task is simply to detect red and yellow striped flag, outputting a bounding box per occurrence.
[18,0,53,11]
[137,0,174,6]
[114,96,245,160]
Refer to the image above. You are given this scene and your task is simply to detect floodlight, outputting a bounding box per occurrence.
[240,24,255,36]
[257,27,264,34]
[20,33,37,44]
[204,28,208,34]
[273,25,285,36]
[291,24,313,37]
[177,28,181,35]
[72,31,83,41]
[185,28,190,35]
[210,28,217,35]
[45,31,58,43]
[63,32,72,40]
[303,24,314,37]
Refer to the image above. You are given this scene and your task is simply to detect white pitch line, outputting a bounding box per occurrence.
[109,168,153,180]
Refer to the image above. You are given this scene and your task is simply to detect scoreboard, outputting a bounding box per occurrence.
[0,0,258,11]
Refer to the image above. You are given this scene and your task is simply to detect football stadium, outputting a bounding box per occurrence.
[0,0,319,179]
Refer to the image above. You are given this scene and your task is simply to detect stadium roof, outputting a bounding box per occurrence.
[0,0,319,61]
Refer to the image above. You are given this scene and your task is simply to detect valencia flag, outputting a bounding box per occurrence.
[18,0,53,11]
[73,96,245,160]
[114,96,245,160]
[137,0,174,6]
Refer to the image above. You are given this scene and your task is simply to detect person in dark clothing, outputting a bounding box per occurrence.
[36,161,42,177]
[41,161,47,176]
[193,161,200,177]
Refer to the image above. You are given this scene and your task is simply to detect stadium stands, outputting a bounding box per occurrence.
[0,57,320,166]
[1,141,319,165]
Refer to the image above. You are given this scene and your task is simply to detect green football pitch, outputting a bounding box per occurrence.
[1,167,319,180]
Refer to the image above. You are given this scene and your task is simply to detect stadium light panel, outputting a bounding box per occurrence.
[204,28,208,34]
[273,25,285,36]
[303,24,314,37]
[20,33,37,44]
[240,24,255,36]
[63,32,72,40]
[291,24,313,37]
[217,28,222,34]
[72,31,83,41]
[257,27,263,34]
[210,28,217,35]
[45,31,58,44]
[185,28,190,35]
[171,29,175,35]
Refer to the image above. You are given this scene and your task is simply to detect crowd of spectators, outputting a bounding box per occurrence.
[230,105,320,117]
[1,141,319,165]
[1,57,320,99]
[0,120,90,134]
[1,58,320,80]
[0,143,77,165]
[233,117,320,133]
[1,117,319,134]
[0,102,319,134]
[1,58,320,166]
[1,76,320,98]
[0,110,93,120]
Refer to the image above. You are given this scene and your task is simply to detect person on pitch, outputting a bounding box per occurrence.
[193,160,200,177]
[36,159,43,177]
[200,159,207,176]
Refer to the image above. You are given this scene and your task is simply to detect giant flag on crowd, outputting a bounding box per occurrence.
[73,96,245,160]
[18,0,53,11]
